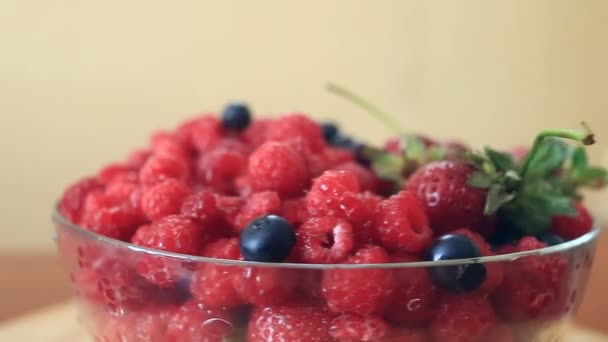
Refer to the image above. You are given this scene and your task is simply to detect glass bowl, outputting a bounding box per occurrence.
[54,209,600,342]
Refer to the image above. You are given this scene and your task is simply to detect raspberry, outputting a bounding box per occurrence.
[80,191,143,241]
[551,202,593,239]
[190,116,223,153]
[140,155,191,187]
[150,132,191,162]
[126,148,152,169]
[248,141,309,196]
[132,216,204,286]
[216,195,245,230]
[306,170,369,225]
[431,293,497,342]
[329,314,389,341]
[233,267,297,305]
[166,300,235,342]
[141,179,191,221]
[97,308,171,342]
[180,191,219,225]
[267,113,326,153]
[385,254,438,325]
[234,191,281,231]
[242,118,273,148]
[280,197,310,225]
[333,161,379,192]
[296,217,355,263]
[190,238,244,308]
[380,328,429,342]
[494,236,568,320]
[98,163,137,185]
[452,228,504,291]
[195,140,249,194]
[235,175,254,196]
[355,192,383,246]
[374,191,432,253]
[307,147,354,178]
[59,177,103,223]
[322,246,395,316]
[486,325,515,342]
[248,305,333,342]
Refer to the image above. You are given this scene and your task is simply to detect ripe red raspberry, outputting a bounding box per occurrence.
[486,325,515,342]
[195,140,249,194]
[452,228,504,291]
[132,216,204,286]
[380,328,429,342]
[180,191,219,225]
[141,179,191,221]
[80,191,143,241]
[126,148,152,169]
[242,118,273,148]
[431,293,497,342]
[140,155,191,187]
[267,113,326,153]
[166,300,235,342]
[248,305,333,342]
[306,170,369,225]
[374,191,432,253]
[190,238,244,308]
[150,133,191,162]
[329,314,389,341]
[248,141,309,196]
[190,115,223,153]
[280,197,309,225]
[494,236,568,320]
[333,161,379,192]
[216,195,245,230]
[385,254,438,325]
[235,175,254,196]
[307,147,354,178]
[551,202,593,240]
[59,177,103,223]
[296,217,354,263]
[355,192,383,246]
[322,246,395,316]
[233,267,297,305]
[98,163,138,185]
[97,308,171,342]
[234,191,282,231]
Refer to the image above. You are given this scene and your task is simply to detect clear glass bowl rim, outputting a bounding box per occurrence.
[53,207,601,269]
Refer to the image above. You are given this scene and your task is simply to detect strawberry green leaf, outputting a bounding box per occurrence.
[498,202,553,236]
[427,146,448,161]
[484,147,517,172]
[574,167,608,187]
[570,146,589,173]
[364,146,405,184]
[403,135,425,162]
[484,183,516,215]
[524,138,568,179]
[468,171,493,188]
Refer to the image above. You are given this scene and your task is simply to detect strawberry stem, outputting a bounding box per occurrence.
[520,123,595,178]
[327,83,403,134]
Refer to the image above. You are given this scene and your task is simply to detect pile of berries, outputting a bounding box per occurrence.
[58,99,605,341]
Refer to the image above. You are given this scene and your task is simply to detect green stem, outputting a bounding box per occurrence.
[520,123,595,178]
[327,83,403,134]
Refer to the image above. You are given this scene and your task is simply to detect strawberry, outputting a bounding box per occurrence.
[551,202,593,239]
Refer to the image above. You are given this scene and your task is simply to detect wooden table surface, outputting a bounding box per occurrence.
[0,302,606,342]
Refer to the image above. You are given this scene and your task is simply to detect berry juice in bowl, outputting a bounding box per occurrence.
[55,86,605,341]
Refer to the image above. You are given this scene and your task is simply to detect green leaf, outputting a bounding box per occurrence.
[468,171,493,188]
[498,202,553,236]
[575,167,608,187]
[524,138,569,179]
[403,135,425,162]
[365,147,405,183]
[570,146,589,173]
[484,183,516,215]
[427,146,448,161]
[464,151,487,169]
[485,147,517,172]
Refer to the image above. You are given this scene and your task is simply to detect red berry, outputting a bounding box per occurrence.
[404,160,492,236]
[355,192,383,246]
[234,191,282,231]
[322,246,395,316]
[141,179,191,221]
[374,191,432,253]
[180,191,219,225]
[126,148,152,169]
[233,267,297,306]
[98,163,137,185]
[306,170,369,225]
[190,238,244,308]
[307,147,354,178]
[242,118,273,148]
[190,116,223,153]
[59,177,103,223]
[486,325,515,342]
[80,191,143,241]
[267,113,326,153]
[140,155,191,187]
[248,305,333,342]
[551,202,593,239]
[216,195,245,230]
[249,141,309,196]
[280,197,310,225]
[296,217,355,263]
[166,300,235,342]
[431,293,497,342]
[195,140,249,194]
[150,131,191,161]
[385,254,438,325]
[494,236,568,320]
[329,314,389,341]
[98,308,171,342]
[452,228,504,291]
[235,175,254,196]
[333,161,379,192]
[380,329,430,342]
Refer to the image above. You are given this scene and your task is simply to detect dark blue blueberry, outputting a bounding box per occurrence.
[329,134,355,148]
[426,234,486,292]
[239,215,296,262]
[538,233,565,246]
[321,122,339,142]
[353,143,371,167]
[488,227,521,251]
[222,102,251,131]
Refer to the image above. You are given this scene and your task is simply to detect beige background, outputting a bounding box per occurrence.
[1,0,607,253]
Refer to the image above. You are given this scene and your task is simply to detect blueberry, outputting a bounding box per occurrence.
[330,134,355,148]
[426,234,486,292]
[538,233,565,246]
[353,143,371,167]
[239,215,296,262]
[222,102,251,131]
[321,122,339,142]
